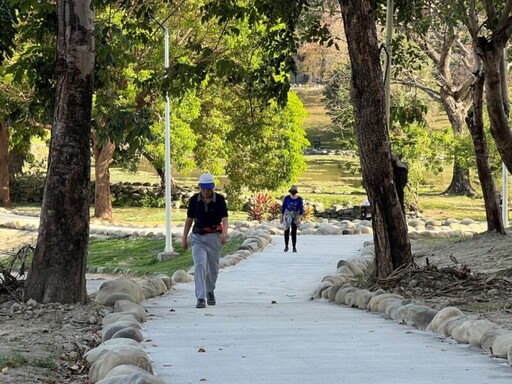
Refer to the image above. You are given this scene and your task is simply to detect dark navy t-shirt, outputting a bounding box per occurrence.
[187,192,228,234]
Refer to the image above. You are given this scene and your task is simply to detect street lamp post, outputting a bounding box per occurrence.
[153,18,178,260]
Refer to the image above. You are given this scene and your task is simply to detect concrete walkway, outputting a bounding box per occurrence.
[142,235,512,384]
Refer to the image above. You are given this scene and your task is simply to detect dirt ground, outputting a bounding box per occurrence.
[1,228,512,383]
[0,230,105,383]
[404,231,512,330]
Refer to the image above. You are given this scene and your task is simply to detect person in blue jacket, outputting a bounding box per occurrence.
[280,185,304,252]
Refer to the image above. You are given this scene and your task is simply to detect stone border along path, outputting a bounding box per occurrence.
[0,208,502,382]
[314,240,512,368]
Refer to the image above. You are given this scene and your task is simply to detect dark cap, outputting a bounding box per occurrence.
[288,185,298,193]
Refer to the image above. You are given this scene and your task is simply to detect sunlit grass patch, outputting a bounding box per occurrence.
[87,237,244,276]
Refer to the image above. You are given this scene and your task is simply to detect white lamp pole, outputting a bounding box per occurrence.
[163,26,173,254]
[153,17,177,259]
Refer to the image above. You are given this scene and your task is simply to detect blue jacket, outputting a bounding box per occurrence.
[281,195,304,215]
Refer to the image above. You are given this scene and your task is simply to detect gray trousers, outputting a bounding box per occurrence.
[191,233,221,299]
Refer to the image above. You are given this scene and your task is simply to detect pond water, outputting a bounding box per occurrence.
[130,156,361,191]
[164,156,362,191]
[300,157,362,191]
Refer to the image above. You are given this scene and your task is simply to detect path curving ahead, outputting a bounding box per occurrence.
[142,235,512,384]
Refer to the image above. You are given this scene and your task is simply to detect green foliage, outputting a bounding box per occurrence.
[390,34,427,75]
[93,2,163,171]
[143,91,200,175]
[224,92,309,207]
[247,192,281,222]
[201,0,303,106]
[390,92,429,128]
[391,122,453,206]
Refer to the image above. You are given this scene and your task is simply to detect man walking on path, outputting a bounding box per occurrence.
[182,173,228,308]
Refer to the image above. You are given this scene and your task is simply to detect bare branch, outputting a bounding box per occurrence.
[29,120,52,131]
[392,78,441,103]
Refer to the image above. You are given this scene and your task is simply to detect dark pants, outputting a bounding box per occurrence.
[284,222,298,247]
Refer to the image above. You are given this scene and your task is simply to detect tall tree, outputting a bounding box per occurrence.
[474,0,512,172]
[339,0,412,277]
[402,21,475,196]
[25,0,95,303]
[464,0,505,234]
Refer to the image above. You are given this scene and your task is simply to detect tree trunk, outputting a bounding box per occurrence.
[476,27,512,172]
[142,152,176,191]
[444,159,475,196]
[93,139,115,220]
[0,121,12,208]
[439,93,475,196]
[466,71,505,234]
[339,0,412,278]
[25,0,95,304]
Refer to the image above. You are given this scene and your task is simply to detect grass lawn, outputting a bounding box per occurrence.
[87,237,244,276]
[292,86,341,149]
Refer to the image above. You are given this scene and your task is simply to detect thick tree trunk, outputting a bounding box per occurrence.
[93,139,115,220]
[439,94,475,196]
[476,24,512,172]
[444,159,475,196]
[25,0,94,304]
[339,0,412,278]
[466,71,505,234]
[0,121,11,208]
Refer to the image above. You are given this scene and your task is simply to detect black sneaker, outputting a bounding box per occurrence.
[292,246,297,253]
[196,299,206,309]
[284,245,289,252]
[207,292,216,306]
